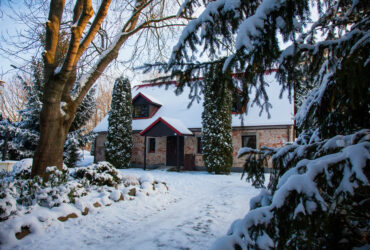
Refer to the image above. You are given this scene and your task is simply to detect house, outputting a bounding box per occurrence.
[93,71,295,171]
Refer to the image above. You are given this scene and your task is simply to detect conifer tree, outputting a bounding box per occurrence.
[105,76,133,169]
[63,86,96,168]
[202,62,233,174]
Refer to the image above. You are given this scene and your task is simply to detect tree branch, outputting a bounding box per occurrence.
[73,0,153,106]
[61,0,94,75]
[43,0,65,72]
[75,0,112,63]
[73,0,84,24]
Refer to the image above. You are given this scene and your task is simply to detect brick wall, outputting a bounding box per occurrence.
[95,125,294,169]
[184,126,294,168]
[231,127,293,167]
[131,133,166,166]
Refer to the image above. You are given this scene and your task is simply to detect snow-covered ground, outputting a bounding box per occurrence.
[8,169,261,250]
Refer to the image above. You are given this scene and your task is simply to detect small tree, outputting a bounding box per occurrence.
[105,76,133,169]
[202,62,233,174]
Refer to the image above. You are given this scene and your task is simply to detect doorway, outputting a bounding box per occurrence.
[166,136,184,166]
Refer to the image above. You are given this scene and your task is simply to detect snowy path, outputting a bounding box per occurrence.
[11,169,260,250]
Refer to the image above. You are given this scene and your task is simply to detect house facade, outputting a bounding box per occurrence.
[93,72,295,171]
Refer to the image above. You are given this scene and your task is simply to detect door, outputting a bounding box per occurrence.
[166,136,184,166]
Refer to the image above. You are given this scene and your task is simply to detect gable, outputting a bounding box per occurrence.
[140,117,193,136]
[132,95,151,105]
[141,121,178,137]
[132,92,161,119]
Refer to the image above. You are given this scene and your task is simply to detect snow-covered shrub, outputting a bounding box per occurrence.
[0,184,17,221]
[0,162,86,220]
[122,175,140,187]
[213,130,370,249]
[12,158,33,179]
[72,161,123,187]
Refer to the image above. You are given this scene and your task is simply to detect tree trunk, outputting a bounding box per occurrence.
[31,102,69,177]
[31,76,76,178]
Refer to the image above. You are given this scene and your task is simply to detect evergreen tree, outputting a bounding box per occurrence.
[0,117,21,160]
[202,62,233,174]
[63,86,96,168]
[105,76,133,169]
[15,60,44,158]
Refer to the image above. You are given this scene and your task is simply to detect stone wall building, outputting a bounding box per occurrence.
[93,72,295,171]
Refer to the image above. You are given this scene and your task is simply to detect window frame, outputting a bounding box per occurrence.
[241,133,257,149]
[133,104,149,118]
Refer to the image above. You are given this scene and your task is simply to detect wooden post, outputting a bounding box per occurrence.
[144,136,147,170]
[176,135,180,172]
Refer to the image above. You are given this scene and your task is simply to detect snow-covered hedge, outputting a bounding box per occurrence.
[0,165,83,221]
[0,161,165,222]
[72,161,123,186]
[212,130,370,249]
[0,161,168,246]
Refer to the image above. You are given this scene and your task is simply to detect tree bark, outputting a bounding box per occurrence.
[31,105,66,177]
[31,77,76,178]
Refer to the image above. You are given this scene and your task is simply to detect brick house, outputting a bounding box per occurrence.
[93,72,295,171]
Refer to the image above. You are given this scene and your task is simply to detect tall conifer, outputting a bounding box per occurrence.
[202,63,233,174]
[106,76,133,168]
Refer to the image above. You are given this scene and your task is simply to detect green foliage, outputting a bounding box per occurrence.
[202,62,233,174]
[105,76,133,169]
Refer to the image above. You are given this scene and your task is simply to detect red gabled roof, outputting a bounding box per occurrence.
[139,117,192,136]
[132,92,162,106]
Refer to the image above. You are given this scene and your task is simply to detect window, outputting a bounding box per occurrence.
[133,104,149,118]
[149,138,156,153]
[197,137,203,154]
[242,134,257,149]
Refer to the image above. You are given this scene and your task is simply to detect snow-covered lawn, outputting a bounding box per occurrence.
[8,169,261,250]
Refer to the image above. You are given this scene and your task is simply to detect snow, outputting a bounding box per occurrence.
[76,151,94,167]
[159,116,193,135]
[93,72,294,133]
[2,169,262,249]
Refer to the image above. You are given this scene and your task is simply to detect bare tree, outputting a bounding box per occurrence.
[0,75,29,122]
[0,0,189,177]
[84,80,113,133]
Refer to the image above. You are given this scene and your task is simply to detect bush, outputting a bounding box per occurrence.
[72,161,123,187]
[0,163,83,220]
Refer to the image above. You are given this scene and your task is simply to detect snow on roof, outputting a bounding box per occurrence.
[132,92,162,106]
[93,72,294,133]
[140,116,193,136]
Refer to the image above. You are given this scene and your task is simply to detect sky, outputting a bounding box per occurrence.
[0,1,185,86]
